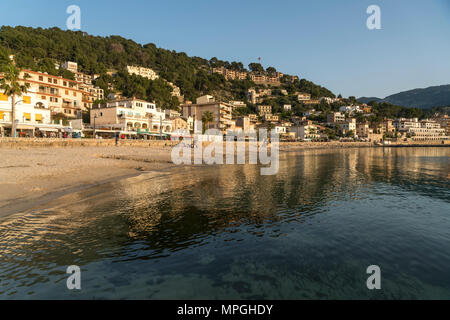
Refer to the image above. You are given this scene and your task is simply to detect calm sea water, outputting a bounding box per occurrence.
[1,147,449,299]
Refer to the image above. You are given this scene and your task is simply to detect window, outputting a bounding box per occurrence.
[23,113,31,121]
[0,111,4,120]
[39,76,43,81]
[48,78,52,83]
[23,96,31,104]
[35,114,43,122]
[41,96,46,100]
[53,79,57,84]
[0,93,8,101]
[73,92,76,97]
[63,81,67,86]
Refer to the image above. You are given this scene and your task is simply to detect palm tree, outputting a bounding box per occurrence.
[201,111,214,133]
[0,61,30,138]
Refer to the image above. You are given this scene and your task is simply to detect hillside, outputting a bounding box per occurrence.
[0,26,335,110]
[357,97,382,104]
[384,85,450,109]
[358,85,450,109]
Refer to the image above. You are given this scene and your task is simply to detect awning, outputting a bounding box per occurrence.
[16,124,36,130]
[38,128,59,132]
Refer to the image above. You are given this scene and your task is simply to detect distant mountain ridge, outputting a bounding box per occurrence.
[358,84,450,109]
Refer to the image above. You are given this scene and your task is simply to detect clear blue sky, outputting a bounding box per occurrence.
[1,0,449,98]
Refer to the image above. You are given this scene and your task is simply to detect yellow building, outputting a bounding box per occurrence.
[20,70,84,119]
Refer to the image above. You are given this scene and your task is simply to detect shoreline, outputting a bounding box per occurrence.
[0,140,449,218]
[1,137,449,150]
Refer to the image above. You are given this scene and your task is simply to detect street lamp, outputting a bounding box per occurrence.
[93,114,97,139]
[93,112,102,139]
[12,98,24,138]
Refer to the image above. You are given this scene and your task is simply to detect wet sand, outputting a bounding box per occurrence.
[0,146,177,217]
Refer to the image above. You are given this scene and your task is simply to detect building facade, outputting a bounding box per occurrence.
[181,96,235,134]
[0,91,63,137]
[126,65,159,80]
[20,70,84,119]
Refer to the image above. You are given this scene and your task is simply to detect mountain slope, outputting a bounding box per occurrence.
[383,85,450,109]
[357,97,382,104]
[358,85,450,109]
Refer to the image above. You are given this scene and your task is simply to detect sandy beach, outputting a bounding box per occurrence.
[0,145,177,217]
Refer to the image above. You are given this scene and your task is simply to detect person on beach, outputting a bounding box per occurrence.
[115,133,119,146]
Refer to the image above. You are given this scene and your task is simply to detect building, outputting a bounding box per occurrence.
[434,116,450,136]
[90,98,172,137]
[248,114,258,122]
[246,89,258,104]
[250,74,281,86]
[303,99,321,106]
[181,96,234,134]
[165,109,181,118]
[257,105,272,116]
[246,88,272,105]
[263,114,279,122]
[393,118,448,141]
[297,93,311,102]
[327,112,346,124]
[339,105,361,114]
[167,82,182,98]
[235,117,255,133]
[274,126,287,134]
[341,118,356,135]
[320,97,340,104]
[283,104,292,112]
[230,101,247,109]
[79,83,105,110]
[61,61,94,85]
[290,121,321,141]
[304,109,322,117]
[383,119,396,135]
[171,117,189,132]
[126,65,159,80]
[356,122,383,142]
[0,91,64,137]
[19,70,84,119]
[61,61,78,73]
[212,67,248,81]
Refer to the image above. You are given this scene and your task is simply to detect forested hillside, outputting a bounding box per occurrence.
[0,26,335,110]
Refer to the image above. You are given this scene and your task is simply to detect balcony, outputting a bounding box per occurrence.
[38,87,59,96]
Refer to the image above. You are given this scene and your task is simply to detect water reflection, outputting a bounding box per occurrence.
[0,147,449,299]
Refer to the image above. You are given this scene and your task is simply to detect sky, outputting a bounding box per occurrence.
[1,0,449,98]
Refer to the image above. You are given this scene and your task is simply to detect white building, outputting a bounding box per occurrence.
[393,118,448,141]
[290,123,321,141]
[341,118,357,135]
[283,104,292,112]
[0,92,64,137]
[126,66,159,81]
[274,126,287,134]
[320,97,340,104]
[61,61,78,73]
[339,105,361,114]
[90,98,172,137]
[230,101,247,109]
